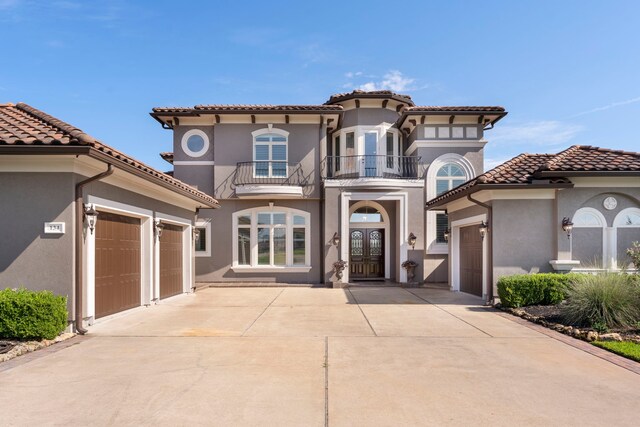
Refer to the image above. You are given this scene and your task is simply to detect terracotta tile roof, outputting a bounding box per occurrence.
[160,151,173,164]
[426,145,640,208]
[537,145,640,174]
[0,103,219,208]
[325,90,414,105]
[406,106,506,113]
[152,104,343,113]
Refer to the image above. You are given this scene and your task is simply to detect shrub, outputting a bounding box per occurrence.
[0,288,68,340]
[561,273,640,329]
[627,241,640,270]
[497,273,576,308]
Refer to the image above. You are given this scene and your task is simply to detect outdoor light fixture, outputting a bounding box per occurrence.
[479,221,489,240]
[332,232,340,246]
[408,232,417,249]
[83,204,98,235]
[193,227,200,241]
[562,217,574,239]
[154,220,165,239]
[444,228,451,242]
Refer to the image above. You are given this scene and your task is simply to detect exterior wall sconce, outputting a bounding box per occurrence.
[443,228,451,242]
[83,204,98,235]
[479,221,489,240]
[562,217,573,239]
[154,220,165,239]
[332,232,340,246]
[193,227,200,241]
[408,232,417,249]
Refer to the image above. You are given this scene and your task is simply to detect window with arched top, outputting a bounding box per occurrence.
[614,208,640,269]
[572,207,606,269]
[427,155,474,250]
[350,206,382,223]
[252,129,288,178]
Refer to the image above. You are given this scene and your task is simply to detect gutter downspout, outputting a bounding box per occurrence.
[466,194,494,305]
[74,164,114,334]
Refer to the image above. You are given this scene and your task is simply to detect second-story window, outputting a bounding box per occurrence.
[253,130,288,178]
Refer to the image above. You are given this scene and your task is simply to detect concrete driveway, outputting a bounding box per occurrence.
[1,286,638,426]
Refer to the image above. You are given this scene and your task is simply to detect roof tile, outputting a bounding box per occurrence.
[0,103,218,208]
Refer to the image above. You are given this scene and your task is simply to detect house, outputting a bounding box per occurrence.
[150,90,507,286]
[426,145,640,302]
[0,103,219,332]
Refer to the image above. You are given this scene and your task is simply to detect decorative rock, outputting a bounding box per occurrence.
[586,331,599,342]
[598,333,623,342]
[572,329,581,337]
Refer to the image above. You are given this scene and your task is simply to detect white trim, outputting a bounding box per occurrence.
[194,219,212,257]
[155,214,193,299]
[348,200,391,280]
[573,207,607,227]
[173,160,216,166]
[405,139,487,155]
[252,127,289,178]
[340,192,409,283]
[235,185,303,198]
[450,214,488,298]
[82,197,154,324]
[613,207,640,227]
[323,179,424,188]
[231,266,312,273]
[181,129,210,158]
[426,153,475,254]
[571,177,640,187]
[231,206,311,270]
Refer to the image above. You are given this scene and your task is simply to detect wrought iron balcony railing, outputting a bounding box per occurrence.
[233,161,307,186]
[322,155,422,179]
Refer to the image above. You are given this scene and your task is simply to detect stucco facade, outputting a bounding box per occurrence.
[152,91,507,286]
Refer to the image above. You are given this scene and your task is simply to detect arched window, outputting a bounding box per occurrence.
[572,207,606,269]
[427,155,474,250]
[350,206,382,223]
[614,208,640,269]
[252,129,288,178]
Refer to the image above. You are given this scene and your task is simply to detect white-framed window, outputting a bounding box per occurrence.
[232,207,310,270]
[424,126,480,140]
[181,129,210,158]
[426,153,475,252]
[194,220,211,257]
[252,128,288,178]
[331,124,400,176]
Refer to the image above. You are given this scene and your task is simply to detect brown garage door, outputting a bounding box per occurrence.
[95,212,141,318]
[160,223,183,299]
[460,224,483,297]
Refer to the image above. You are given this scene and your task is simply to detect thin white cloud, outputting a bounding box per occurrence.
[345,71,363,79]
[0,0,20,9]
[358,70,415,92]
[570,96,640,118]
[491,120,583,146]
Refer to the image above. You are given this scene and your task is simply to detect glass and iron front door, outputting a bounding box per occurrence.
[349,228,384,279]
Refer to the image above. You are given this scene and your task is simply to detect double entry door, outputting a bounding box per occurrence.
[349,228,384,280]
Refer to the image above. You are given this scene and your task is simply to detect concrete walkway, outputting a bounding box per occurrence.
[1,287,638,426]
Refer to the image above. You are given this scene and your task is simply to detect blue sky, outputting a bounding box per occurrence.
[1,0,639,171]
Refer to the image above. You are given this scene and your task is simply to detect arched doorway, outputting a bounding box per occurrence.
[349,201,389,280]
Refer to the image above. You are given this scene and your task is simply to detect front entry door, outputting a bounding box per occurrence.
[350,228,384,280]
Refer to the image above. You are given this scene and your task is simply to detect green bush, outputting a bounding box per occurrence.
[561,273,640,329]
[0,288,68,340]
[497,273,578,308]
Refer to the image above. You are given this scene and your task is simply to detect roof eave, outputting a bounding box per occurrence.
[425,182,574,210]
[535,170,640,178]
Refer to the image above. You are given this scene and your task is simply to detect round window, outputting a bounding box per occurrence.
[181,129,209,158]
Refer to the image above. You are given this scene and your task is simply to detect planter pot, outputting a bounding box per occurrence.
[405,265,416,283]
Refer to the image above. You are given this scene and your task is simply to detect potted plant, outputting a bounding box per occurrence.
[402,260,418,283]
[333,260,347,282]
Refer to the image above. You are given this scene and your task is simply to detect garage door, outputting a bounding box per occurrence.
[460,224,483,297]
[159,223,183,299]
[95,212,141,318]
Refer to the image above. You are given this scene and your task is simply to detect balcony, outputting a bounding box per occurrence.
[322,155,422,180]
[233,161,307,198]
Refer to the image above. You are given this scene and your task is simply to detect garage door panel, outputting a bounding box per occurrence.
[460,224,483,297]
[159,223,183,299]
[95,212,141,319]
